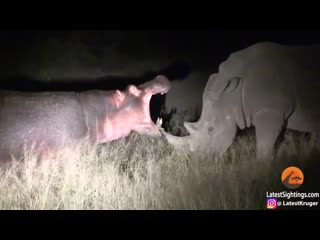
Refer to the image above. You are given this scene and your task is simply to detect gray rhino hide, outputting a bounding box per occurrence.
[162,42,320,160]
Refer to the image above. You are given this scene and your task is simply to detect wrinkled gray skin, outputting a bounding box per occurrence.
[162,42,320,160]
[0,75,170,163]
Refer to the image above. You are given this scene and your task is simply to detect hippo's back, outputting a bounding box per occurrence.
[0,91,88,161]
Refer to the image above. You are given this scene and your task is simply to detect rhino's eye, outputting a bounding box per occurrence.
[208,127,214,133]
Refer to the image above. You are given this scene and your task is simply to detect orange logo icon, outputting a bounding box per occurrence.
[281,166,304,189]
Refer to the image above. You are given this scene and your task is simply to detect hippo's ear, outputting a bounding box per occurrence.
[116,90,125,101]
[127,85,140,96]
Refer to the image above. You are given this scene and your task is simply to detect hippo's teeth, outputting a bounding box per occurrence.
[156,117,163,128]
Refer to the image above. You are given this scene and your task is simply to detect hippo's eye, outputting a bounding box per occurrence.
[208,127,214,133]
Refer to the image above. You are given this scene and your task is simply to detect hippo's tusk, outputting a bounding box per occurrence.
[156,117,163,129]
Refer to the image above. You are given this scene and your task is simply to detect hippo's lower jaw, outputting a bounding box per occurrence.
[95,117,133,144]
[96,120,163,144]
[133,118,164,138]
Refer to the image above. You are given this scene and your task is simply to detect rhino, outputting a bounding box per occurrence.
[161,42,320,160]
[0,75,171,163]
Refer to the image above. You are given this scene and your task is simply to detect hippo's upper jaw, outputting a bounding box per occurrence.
[139,75,171,96]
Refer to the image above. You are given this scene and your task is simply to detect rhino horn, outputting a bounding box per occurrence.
[184,122,198,135]
[160,130,190,150]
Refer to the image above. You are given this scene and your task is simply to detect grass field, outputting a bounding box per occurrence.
[0,130,319,210]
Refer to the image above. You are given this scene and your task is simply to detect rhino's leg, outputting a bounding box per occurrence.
[253,110,285,160]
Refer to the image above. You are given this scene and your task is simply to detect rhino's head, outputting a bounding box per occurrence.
[161,104,237,159]
[161,73,243,159]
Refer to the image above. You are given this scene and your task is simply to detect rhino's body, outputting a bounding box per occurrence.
[0,75,170,163]
[162,42,320,160]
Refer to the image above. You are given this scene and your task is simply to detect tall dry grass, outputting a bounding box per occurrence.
[0,131,319,210]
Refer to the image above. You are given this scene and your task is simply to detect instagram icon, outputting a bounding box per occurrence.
[266,198,278,209]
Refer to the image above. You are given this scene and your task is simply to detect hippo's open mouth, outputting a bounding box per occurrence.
[138,75,171,132]
[150,76,171,127]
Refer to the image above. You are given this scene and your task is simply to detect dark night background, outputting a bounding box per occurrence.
[0,30,319,122]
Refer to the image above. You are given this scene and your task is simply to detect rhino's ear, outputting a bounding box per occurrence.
[204,73,219,100]
[222,77,241,95]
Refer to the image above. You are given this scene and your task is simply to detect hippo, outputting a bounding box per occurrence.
[0,75,170,163]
